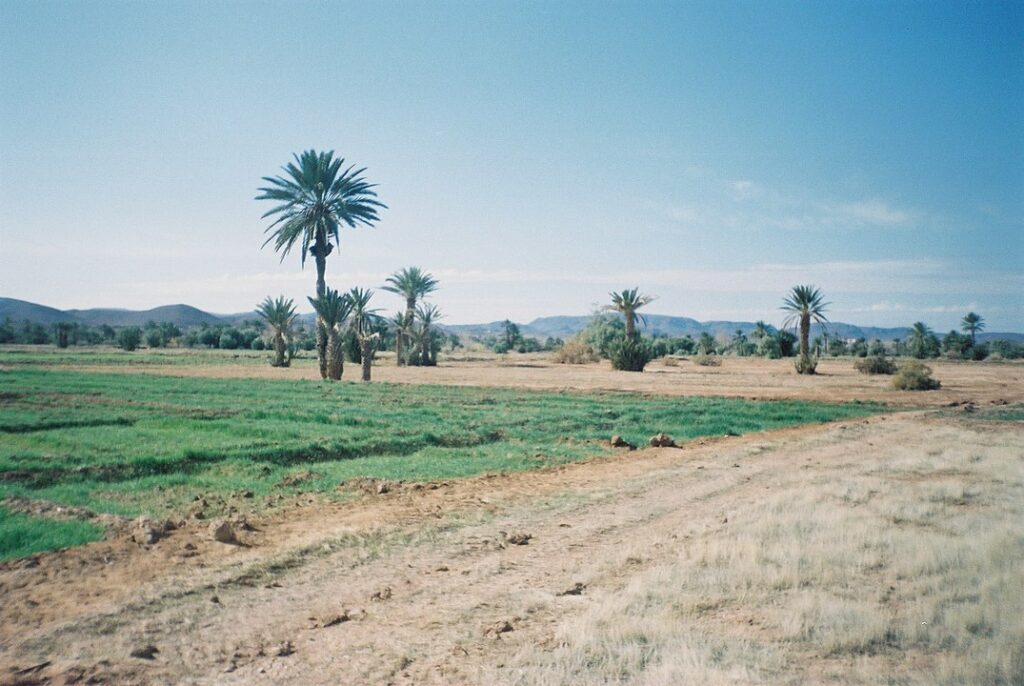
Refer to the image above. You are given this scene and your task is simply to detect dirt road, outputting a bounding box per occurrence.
[3,405,1020,685]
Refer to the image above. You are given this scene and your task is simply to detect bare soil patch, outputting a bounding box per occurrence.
[59,355,1024,407]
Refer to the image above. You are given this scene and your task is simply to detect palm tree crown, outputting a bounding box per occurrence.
[307,288,352,330]
[961,312,985,343]
[347,287,381,337]
[256,296,297,331]
[605,288,655,340]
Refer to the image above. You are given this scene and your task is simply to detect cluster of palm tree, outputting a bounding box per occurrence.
[256,149,387,381]
[383,267,442,366]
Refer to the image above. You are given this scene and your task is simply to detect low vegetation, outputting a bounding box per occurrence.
[0,363,880,558]
[855,355,898,375]
[893,360,941,390]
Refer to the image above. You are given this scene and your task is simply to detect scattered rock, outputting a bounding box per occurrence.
[376,481,390,495]
[130,645,159,660]
[435,565,449,572]
[370,586,392,601]
[484,620,514,639]
[278,470,319,488]
[557,582,586,596]
[209,519,238,544]
[273,641,295,657]
[502,531,532,545]
[210,595,221,604]
[240,490,254,499]
[309,611,350,628]
[609,435,636,450]
[648,433,676,448]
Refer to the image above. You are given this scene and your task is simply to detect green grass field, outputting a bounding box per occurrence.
[0,355,882,560]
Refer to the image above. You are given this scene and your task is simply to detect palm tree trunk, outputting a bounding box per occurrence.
[394,330,403,368]
[625,314,635,341]
[274,332,287,367]
[399,298,415,367]
[360,338,372,382]
[314,247,328,378]
[328,329,344,380]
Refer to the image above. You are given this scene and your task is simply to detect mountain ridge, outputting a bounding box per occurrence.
[2,297,1021,343]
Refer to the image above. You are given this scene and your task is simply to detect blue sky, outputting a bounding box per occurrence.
[1,0,1021,330]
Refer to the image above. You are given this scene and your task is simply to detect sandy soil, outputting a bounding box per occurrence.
[1,359,1021,685]
[63,355,1024,407]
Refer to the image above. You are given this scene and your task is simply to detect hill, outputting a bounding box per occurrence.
[0,298,77,325]
[0,298,227,328]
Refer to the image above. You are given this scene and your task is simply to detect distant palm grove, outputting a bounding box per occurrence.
[1,149,1020,369]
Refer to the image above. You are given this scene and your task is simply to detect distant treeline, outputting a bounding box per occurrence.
[0,317,463,360]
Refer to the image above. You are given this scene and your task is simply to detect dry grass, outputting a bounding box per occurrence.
[489,421,1024,685]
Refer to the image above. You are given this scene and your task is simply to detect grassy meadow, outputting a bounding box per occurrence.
[0,348,882,560]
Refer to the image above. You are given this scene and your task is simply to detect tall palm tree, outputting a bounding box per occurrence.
[412,303,443,366]
[781,285,829,374]
[908,321,935,359]
[382,267,438,366]
[751,320,769,342]
[257,150,386,377]
[961,312,985,344]
[308,288,352,380]
[347,288,382,382]
[605,288,655,341]
[255,295,297,367]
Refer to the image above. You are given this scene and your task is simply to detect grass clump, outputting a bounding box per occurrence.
[893,360,941,390]
[693,354,721,367]
[855,356,898,375]
[0,506,104,561]
[550,337,599,364]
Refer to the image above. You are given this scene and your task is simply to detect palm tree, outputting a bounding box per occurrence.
[751,320,769,342]
[412,303,443,366]
[961,312,985,344]
[605,288,655,341]
[908,321,936,359]
[257,150,386,377]
[255,295,297,367]
[308,288,352,380]
[347,288,382,382]
[781,285,829,374]
[382,267,438,366]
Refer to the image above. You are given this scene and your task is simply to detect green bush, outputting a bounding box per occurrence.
[609,338,652,372]
[893,360,941,391]
[117,327,142,352]
[855,356,897,375]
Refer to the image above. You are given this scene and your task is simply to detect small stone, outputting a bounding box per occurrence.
[503,532,532,545]
[557,582,586,596]
[209,520,238,544]
[130,645,159,660]
[371,586,392,601]
[273,641,295,657]
[485,620,514,639]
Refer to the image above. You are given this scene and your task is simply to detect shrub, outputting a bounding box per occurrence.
[609,338,653,372]
[855,356,897,375]
[117,327,142,352]
[794,355,817,374]
[893,361,941,391]
[551,337,599,364]
[693,353,721,367]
